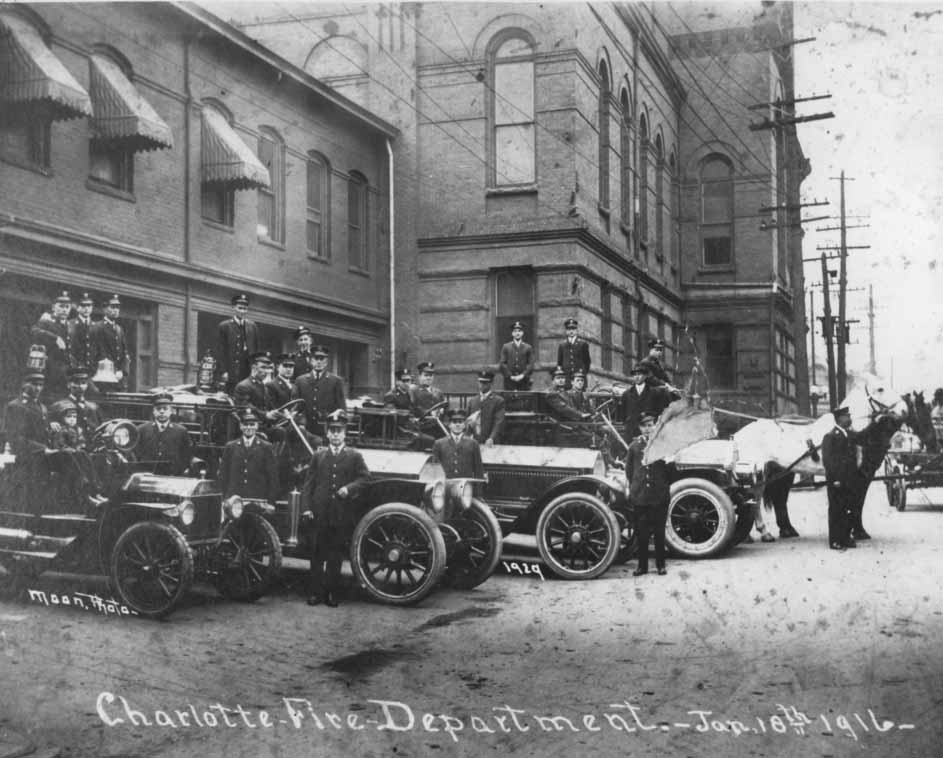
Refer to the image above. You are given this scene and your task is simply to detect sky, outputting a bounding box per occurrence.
[792,2,943,394]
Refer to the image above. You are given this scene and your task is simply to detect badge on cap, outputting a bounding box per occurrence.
[395,367,411,382]
[511,321,525,332]
[249,351,273,365]
[78,292,94,305]
[564,318,578,329]
[55,291,71,305]
[417,361,435,373]
[231,293,249,307]
[106,294,121,307]
[312,345,329,357]
[477,369,495,382]
[293,325,311,340]
[447,407,468,421]
[552,365,566,378]
[152,392,174,406]
[326,409,349,427]
[648,338,666,350]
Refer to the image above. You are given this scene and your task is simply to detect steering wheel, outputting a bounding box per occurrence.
[270,398,306,428]
[417,399,448,421]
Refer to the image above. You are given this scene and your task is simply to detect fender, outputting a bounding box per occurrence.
[512,474,626,534]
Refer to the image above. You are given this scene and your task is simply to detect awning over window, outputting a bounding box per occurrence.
[0,12,91,122]
[201,107,270,190]
[89,53,173,152]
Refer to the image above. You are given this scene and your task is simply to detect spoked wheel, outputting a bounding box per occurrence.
[441,499,503,590]
[612,509,636,565]
[666,478,737,558]
[110,522,193,620]
[213,513,283,602]
[350,503,446,606]
[885,460,906,511]
[535,493,620,579]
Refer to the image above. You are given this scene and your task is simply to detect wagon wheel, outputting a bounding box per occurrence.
[892,465,907,512]
[441,499,503,590]
[883,458,898,509]
[535,493,620,579]
[110,521,194,620]
[350,503,447,606]
[665,478,737,559]
[213,513,283,602]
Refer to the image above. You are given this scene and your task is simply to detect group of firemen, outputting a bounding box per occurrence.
[2,292,689,603]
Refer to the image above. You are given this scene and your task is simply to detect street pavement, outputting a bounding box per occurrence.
[1,484,942,758]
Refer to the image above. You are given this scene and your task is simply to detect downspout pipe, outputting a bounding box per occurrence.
[183,35,193,382]
[386,137,395,390]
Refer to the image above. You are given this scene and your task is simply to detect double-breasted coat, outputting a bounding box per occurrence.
[265,376,294,411]
[217,317,259,386]
[67,316,95,371]
[90,318,130,375]
[467,392,505,443]
[556,337,591,380]
[3,396,49,455]
[291,372,347,430]
[301,445,370,529]
[625,436,671,508]
[499,340,535,390]
[137,421,194,476]
[233,376,268,415]
[432,434,484,479]
[545,388,584,421]
[621,382,677,439]
[218,436,279,503]
[30,313,70,395]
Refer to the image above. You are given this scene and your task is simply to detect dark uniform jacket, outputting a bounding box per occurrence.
[30,313,70,394]
[467,392,505,443]
[265,376,294,411]
[217,317,258,385]
[647,357,672,386]
[233,376,268,414]
[499,340,535,389]
[66,394,102,437]
[546,388,584,421]
[382,387,413,411]
[3,397,49,455]
[412,385,445,416]
[291,372,346,429]
[625,436,670,508]
[90,317,130,374]
[556,338,591,379]
[621,382,677,439]
[432,434,484,479]
[291,351,312,382]
[302,445,370,528]
[137,421,194,476]
[822,426,858,488]
[568,389,593,415]
[67,316,95,371]
[218,436,279,503]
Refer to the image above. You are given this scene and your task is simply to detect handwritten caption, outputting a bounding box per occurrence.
[95,695,915,743]
[500,561,545,581]
[29,589,138,617]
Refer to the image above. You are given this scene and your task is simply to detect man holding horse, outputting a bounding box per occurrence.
[821,405,858,550]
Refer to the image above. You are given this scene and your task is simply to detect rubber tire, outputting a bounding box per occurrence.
[214,513,283,602]
[665,478,737,559]
[612,509,637,565]
[443,499,503,590]
[894,466,907,512]
[110,521,194,620]
[884,459,900,509]
[350,503,447,606]
[535,492,620,580]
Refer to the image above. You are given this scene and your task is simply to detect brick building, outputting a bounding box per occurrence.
[0,2,395,398]
[228,1,810,415]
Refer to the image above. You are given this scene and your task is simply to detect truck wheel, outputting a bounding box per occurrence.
[442,499,503,590]
[535,493,620,579]
[214,513,283,602]
[350,503,446,606]
[666,478,737,558]
[110,521,193,620]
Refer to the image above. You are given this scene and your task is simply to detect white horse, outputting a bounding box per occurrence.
[731,377,907,540]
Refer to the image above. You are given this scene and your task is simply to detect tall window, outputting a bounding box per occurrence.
[495,269,535,349]
[0,116,50,171]
[700,156,734,266]
[601,285,613,371]
[619,88,633,240]
[307,152,330,259]
[638,115,649,255]
[670,152,680,272]
[257,127,285,243]
[655,134,665,262]
[621,296,634,374]
[597,60,610,218]
[775,327,796,397]
[704,324,735,389]
[489,32,535,187]
[347,171,368,271]
[89,141,132,191]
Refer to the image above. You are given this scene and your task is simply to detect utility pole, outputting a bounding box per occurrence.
[833,171,854,396]
[809,288,816,385]
[820,254,837,404]
[868,284,876,375]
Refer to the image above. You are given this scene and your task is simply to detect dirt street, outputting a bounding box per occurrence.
[1,484,941,758]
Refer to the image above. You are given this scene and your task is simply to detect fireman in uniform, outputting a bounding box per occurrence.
[626,413,671,576]
[30,291,72,399]
[292,345,346,438]
[136,392,194,476]
[291,325,314,381]
[90,294,130,391]
[68,292,95,375]
[499,321,535,391]
[432,408,484,479]
[217,293,259,393]
[556,317,591,389]
[218,407,279,504]
[383,368,414,411]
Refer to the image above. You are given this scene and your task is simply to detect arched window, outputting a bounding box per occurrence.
[347,170,369,271]
[638,114,649,256]
[597,60,610,217]
[306,151,330,259]
[489,31,535,187]
[257,126,285,243]
[619,88,633,239]
[669,151,679,272]
[655,133,664,263]
[700,156,734,266]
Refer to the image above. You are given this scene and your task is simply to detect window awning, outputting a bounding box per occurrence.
[89,53,173,152]
[0,12,91,122]
[201,107,270,191]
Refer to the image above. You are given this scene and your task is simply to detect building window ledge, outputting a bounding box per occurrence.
[1,156,52,177]
[85,179,135,203]
[486,184,538,197]
[697,264,736,275]
[308,253,332,264]
[348,265,371,278]
[257,236,286,252]
[202,218,235,234]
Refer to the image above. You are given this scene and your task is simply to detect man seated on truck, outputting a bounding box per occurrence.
[545,366,590,422]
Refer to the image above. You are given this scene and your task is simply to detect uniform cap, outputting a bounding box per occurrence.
[631,361,652,375]
[274,353,294,365]
[831,406,850,419]
[326,409,349,427]
[105,294,121,307]
[564,318,578,329]
[395,367,411,382]
[511,321,525,331]
[67,366,90,381]
[231,293,249,306]
[477,369,495,382]
[293,325,311,340]
[54,291,71,305]
[446,407,468,421]
[639,413,658,425]
[417,361,435,373]
[312,345,329,357]
[78,292,94,305]
[648,338,666,350]
[23,371,45,382]
[50,399,78,418]
[249,351,273,365]
[152,392,174,406]
[551,365,566,378]
[237,407,262,423]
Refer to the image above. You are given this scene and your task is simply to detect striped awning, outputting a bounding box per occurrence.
[201,106,270,190]
[0,12,91,122]
[89,53,173,152]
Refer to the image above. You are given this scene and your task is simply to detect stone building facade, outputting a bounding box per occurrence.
[0,2,395,398]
